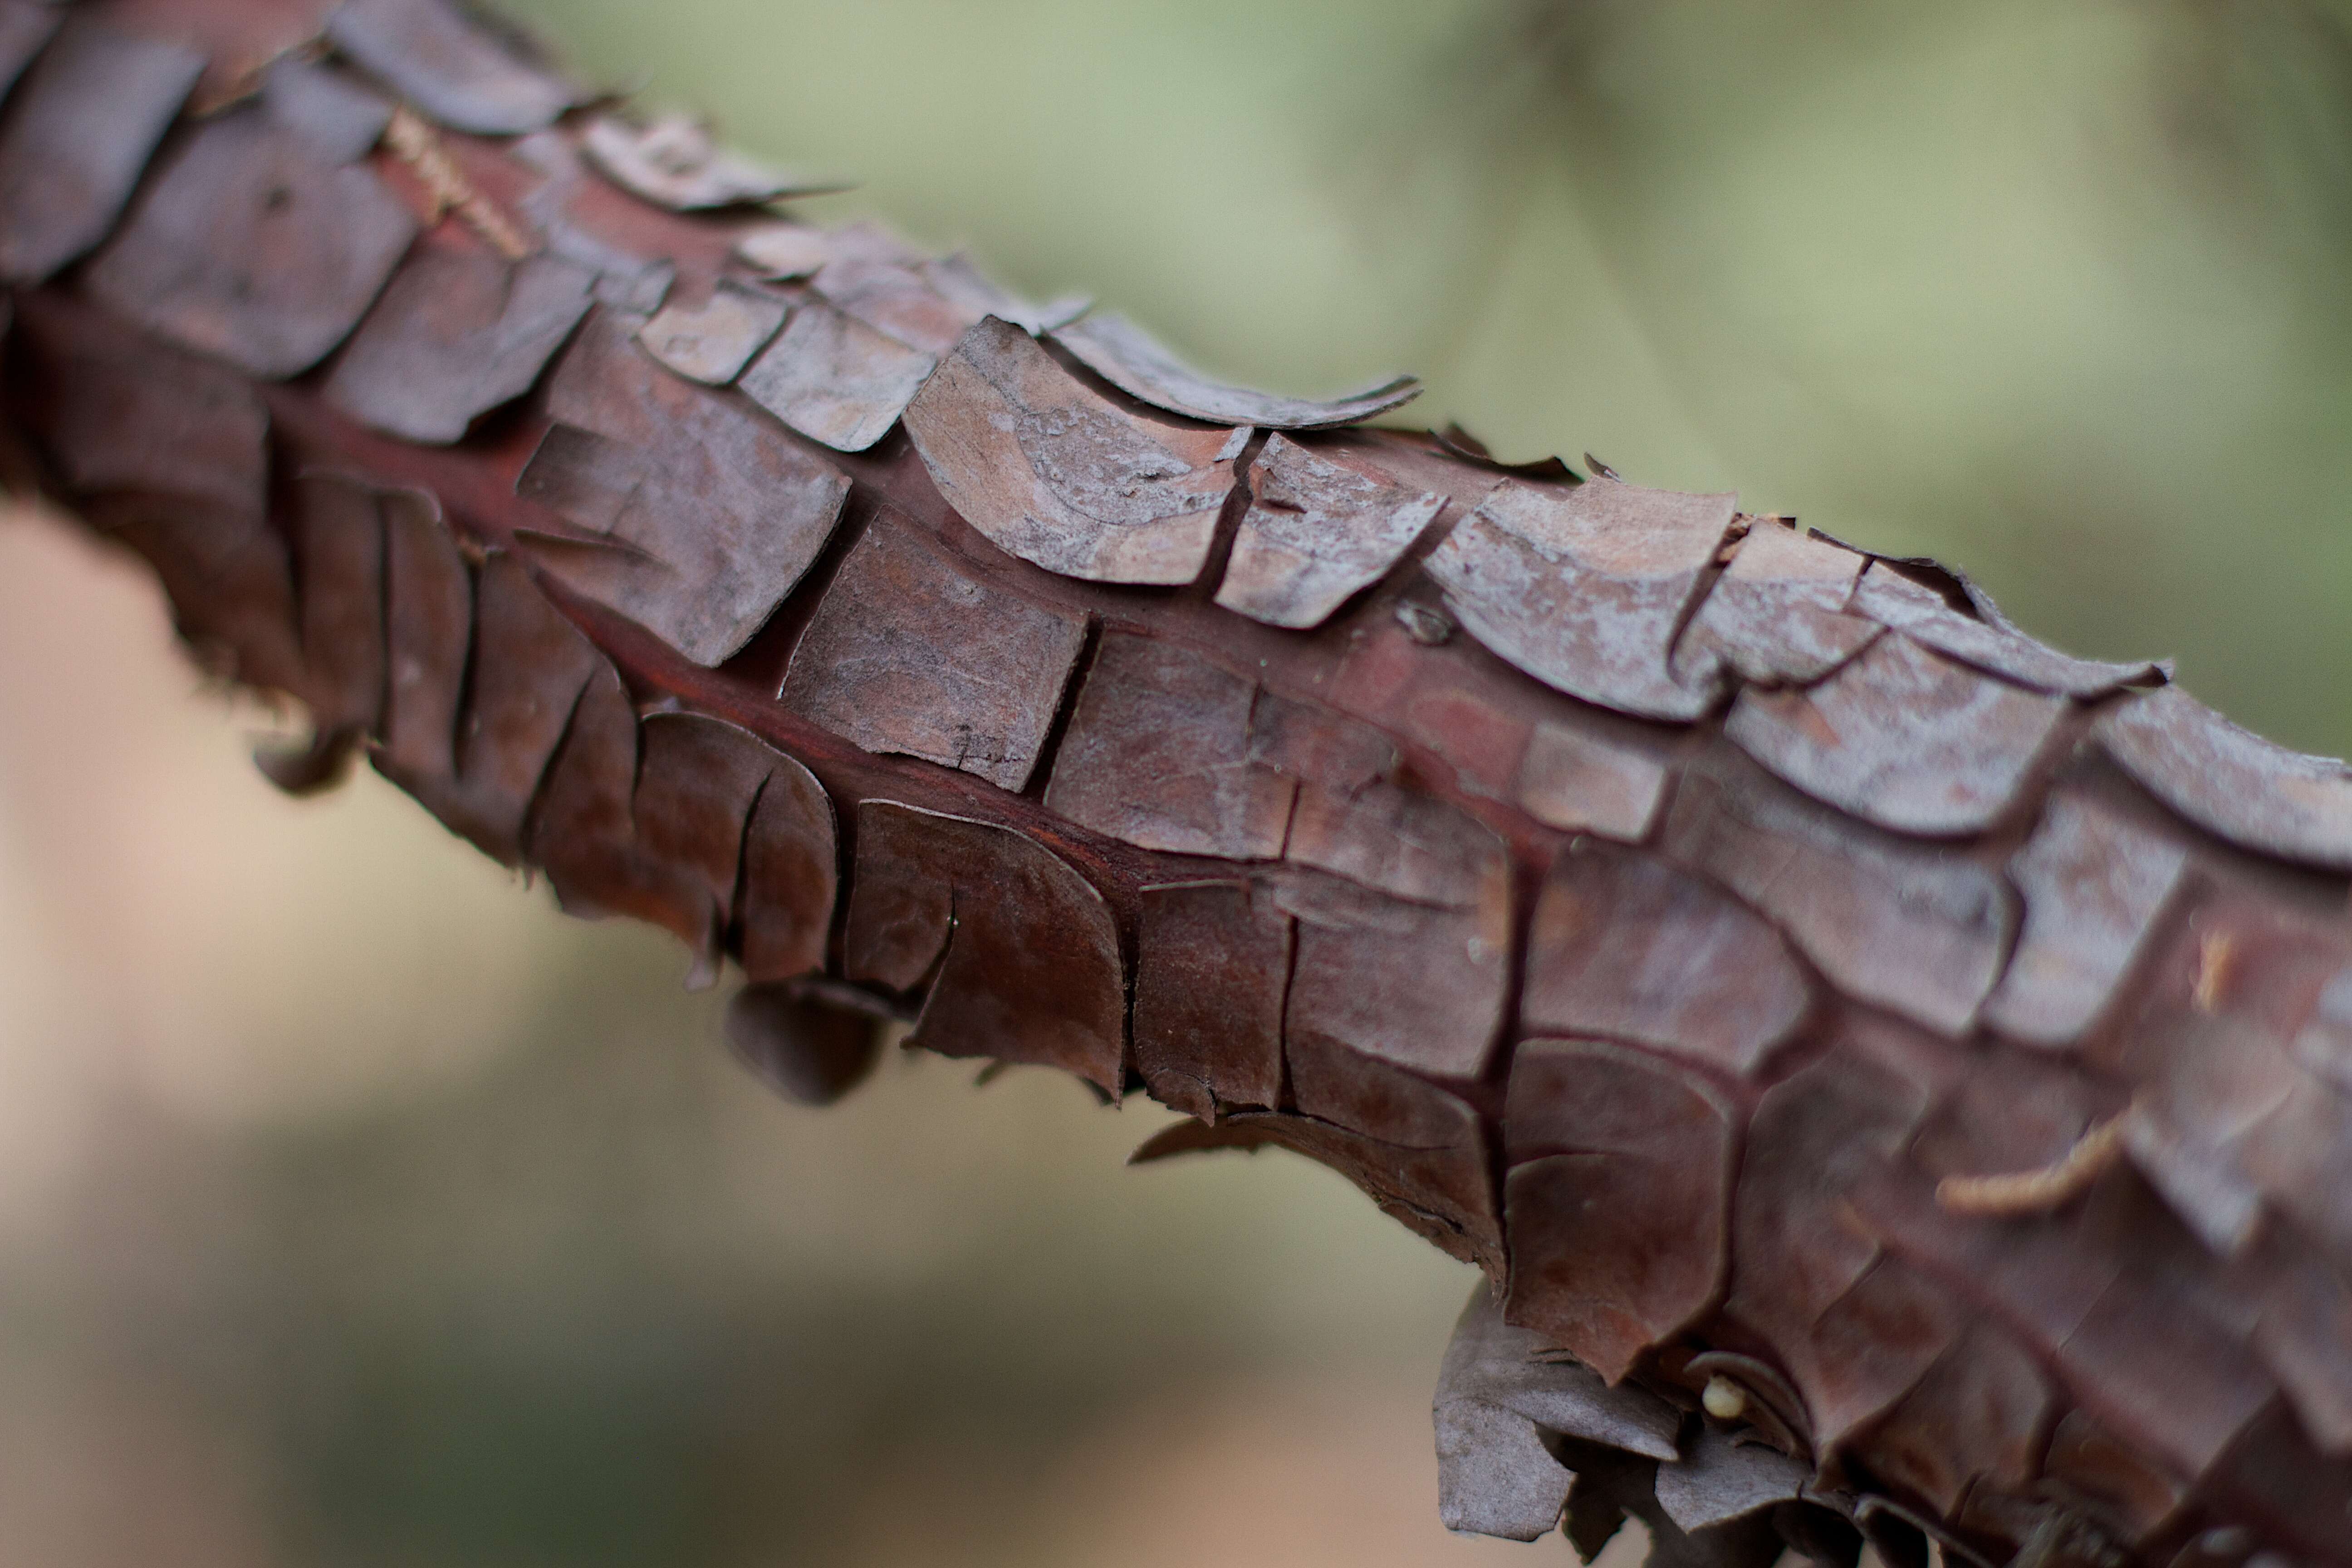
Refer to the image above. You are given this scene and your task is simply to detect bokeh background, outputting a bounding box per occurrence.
[5,1,2352,1563]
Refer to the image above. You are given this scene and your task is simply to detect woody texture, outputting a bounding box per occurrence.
[7,2,2352,1564]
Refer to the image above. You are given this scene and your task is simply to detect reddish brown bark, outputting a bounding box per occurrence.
[7,4,2352,1564]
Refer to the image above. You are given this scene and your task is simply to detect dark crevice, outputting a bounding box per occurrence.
[722,769,774,958]
[1186,424,1270,602]
[1021,612,1102,803]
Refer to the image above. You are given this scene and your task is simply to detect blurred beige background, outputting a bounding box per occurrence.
[6,1,2352,1563]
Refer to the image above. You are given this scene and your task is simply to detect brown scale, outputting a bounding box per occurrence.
[372,484,472,794]
[1521,837,1813,1078]
[518,306,852,666]
[1670,519,1880,697]
[1666,745,2017,1036]
[270,470,389,788]
[2097,687,2352,873]
[1214,433,1444,629]
[1131,878,1291,1121]
[0,12,201,283]
[11,292,306,701]
[1982,787,2194,1048]
[324,231,596,445]
[1426,475,1738,722]
[579,112,831,215]
[1042,632,1294,859]
[1049,309,1421,430]
[420,549,601,865]
[811,246,994,358]
[325,0,575,138]
[1715,1021,1950,1460]
[1847,560,2166,699]
[1503,1037,1737,1383]
[739,296,935,453]
[1724,630,2071,838]
[844,801,1126,1098]
[1275,864,1512,1083]
[1854,1318,2056,1524]
[1285,1027,1501,1264]
[16,4,2352,1560]
[0,5,60,109]
[636,279,787,387]
[1332,603,1592,806]
[778,512,1090,793]
[256,54,392,167]
[528,674,833,990]
[903,315,1241,584]
[15,284,268,520]
[85,98,419,379]
[628,713,818,987]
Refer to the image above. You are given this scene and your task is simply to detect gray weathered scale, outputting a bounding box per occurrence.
[6,2,2352,1564]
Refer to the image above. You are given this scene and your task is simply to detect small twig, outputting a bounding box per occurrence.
[383,107,532,261]
[2192,929,2236,1013]
[1936,1115,2125,1218]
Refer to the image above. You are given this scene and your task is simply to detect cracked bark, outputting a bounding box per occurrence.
[6,3,2352,1565]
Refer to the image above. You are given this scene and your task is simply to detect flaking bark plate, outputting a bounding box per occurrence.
[1848,563,2162,698]
[1274,869,1509,1082]
[777,516,1088,792]
[1053,310,1419,429]
[519,308,851,665]
[1426,478,1735,722]
[1672,519,1878,696]
[636,280,787,386]
[325,240,596,443]
[1724,632,2069,838]
[1504,1039,1737,1382]
[327,0,576,137]
[87,105,419,379]
[738,298,935,452]
[1286,1029,1499,1260]
[733,221,831,280]
[725,984,877,1107]
[1133,879,1289,1121]
[1857,1321,2053,1518]
[1653,1425,1808,1534]
[812,251,986,356]
[511,129,677,312]
[2096,686,2352,871]
[373,489,473,796]
[414,550,600,866]
[627,713,795,984]
[1213,434,1444,629]
[1665,750,2013,1035]
[286,472,389,748]
[0,16,203,282]
[845,801,1126,1097]
[736,755,840,986]
[1284,774,1506,911]
[1131,1110,1501,1274]
[1721,1032,1946,1452]
[1041,633,1293,859]
[1514,718,1674,842]
[904,317,1238,584]
[0,1,57,105]
[1523,838,1812,1078]
[1435,1288,1681,1459]
[17,294,268,520]
[580,113,839,212]
[918,252,1087,337]
[1981,792,2190,1049]
[259,54,392,166]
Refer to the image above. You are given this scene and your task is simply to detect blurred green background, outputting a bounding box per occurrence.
[4,1,2352,1563]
